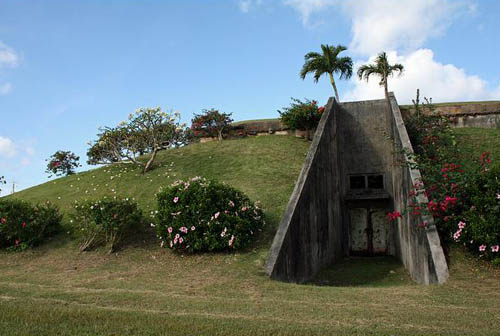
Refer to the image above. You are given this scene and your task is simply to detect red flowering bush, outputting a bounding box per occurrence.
[70,198,144,253]
[401,91,499,263]
[45,150,81,178]
[191,109,233,141]
[0,199,62,250]
[155,177,264,253]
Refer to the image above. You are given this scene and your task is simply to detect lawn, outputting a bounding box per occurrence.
[1,131,500,335]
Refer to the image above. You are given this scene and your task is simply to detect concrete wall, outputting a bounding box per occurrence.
[388,93,449,284]
[400,101,500,128]
[265,97,344,282]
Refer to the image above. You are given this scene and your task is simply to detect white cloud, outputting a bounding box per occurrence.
[344,0,471,55]
[0,136,16,157]
[0,82,11,95]
[283,0,473,54]
[239,0,263,13]
[0,41,18,68]
[343,49,500,103]
[282,0,335,25]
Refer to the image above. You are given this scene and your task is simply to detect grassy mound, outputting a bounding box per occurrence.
[0,130,499,335]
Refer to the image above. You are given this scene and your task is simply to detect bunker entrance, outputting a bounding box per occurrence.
[346,174,391,256]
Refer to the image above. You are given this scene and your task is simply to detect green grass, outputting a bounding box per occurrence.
[453,127,500,169]
[1,133,500,335]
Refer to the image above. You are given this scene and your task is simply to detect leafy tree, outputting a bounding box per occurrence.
[357,51,404,99]
[0,176,6,194]
[300,44,353,102]
[191,109,233,141]
[45,150,81,177]
[87,107,188,173]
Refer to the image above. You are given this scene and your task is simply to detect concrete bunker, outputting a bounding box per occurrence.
[266,93,449,285]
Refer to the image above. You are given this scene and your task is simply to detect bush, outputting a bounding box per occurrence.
[0,199,62,250]
[191,109,233,141]
[453,165,500,262]
[156,177,264,253]
[278,98,324,133]
[71,198,144,253]
[45,150,81,177]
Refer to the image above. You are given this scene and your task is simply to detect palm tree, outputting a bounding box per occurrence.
[357,51,404,99]
[300,44,353,102]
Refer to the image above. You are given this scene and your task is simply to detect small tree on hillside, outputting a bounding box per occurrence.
[191,109,233,141]
[278,98,323,140]
[45,150,81,177]
[87,107,188,173]
[0,176,6,194]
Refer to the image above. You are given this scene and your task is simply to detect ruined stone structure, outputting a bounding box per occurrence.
[266,93,449,285]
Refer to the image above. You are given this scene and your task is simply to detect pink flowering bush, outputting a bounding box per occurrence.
[70,198,144,253]
[156,177,264,253]
[0,199,62,250]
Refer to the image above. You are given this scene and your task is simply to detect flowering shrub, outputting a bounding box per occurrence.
[278,98,324,134]
[0,199,62,250]
[191,109,233,141]
[71,198,143,253]
[454,165,500,263]
[401,91,499,264]
[156,177,264,253]
[45,150,81,177]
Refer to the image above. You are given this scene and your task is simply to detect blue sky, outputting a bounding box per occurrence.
[1,0,499,192]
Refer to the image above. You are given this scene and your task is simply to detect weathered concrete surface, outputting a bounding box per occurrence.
[388,93,449,284]
[265,98,343,282]
[266,94,448,284]
[401,101,500,128]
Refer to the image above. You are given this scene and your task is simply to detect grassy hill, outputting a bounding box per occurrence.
[1,131,500,335]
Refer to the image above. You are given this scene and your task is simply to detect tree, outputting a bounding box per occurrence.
[0,176,6,194]
[87,107,188,173]
[191,109,233,141]
[278,98,323,140]
[45,151,81,177]
[357,51,404,99]
[300,44,353,102]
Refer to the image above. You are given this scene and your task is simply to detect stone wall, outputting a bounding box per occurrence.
[388,93,449,284]
[265,97,344,282]
[400,101,500,128]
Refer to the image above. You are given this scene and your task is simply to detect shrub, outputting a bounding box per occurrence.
[156,177,264,253]
[191,109,233,141]
[278,98,324,138]
[453,165,500,262]
[0,199,62,250]
[45,150,81,177]
[71,198,144,253]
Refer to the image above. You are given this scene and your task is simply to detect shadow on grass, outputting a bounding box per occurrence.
[310,256,413,287]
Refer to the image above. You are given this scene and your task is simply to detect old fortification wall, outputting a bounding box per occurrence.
[388,93,449,284]
[265,97,344,282]
[400,101,500,128]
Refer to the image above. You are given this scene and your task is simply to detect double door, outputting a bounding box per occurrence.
[349,208,388,255]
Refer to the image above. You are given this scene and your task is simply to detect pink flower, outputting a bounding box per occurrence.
[167,227,173,233]
[0,218,5,224]
[191,226,195,231]
[479,245,486,252]
[453,230,462,241]
[491,245,499,253]
[173,237,178,245]
[387,211,402,221]
[15,239,20,246]
[228,200,235,207]
[221,231,226,238]
[113,213,118,219]
[173,197,179,203]
[169,241,173,248]
[214,212,220,219]
[497,193,500,200]
[22,222,27,228]
[241,206,247,212]
[229,235,235,247]
[179,237,184,244]
[175,233,180,239]
[458,221,466,229]
[179,226,188,233]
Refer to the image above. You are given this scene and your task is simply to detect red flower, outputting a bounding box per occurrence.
[387,211,402,221]
[0,218,5,224]
[318,106,325,113]
[22,222,27,228]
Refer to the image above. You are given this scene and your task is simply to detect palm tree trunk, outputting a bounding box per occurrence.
[328,73,340,102]
[383,74,389,99]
